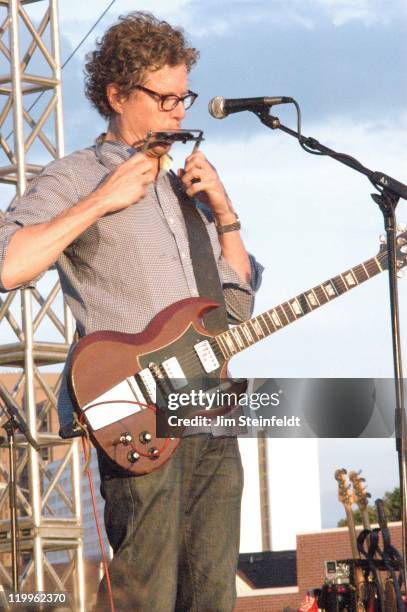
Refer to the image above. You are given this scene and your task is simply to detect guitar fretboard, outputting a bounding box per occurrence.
[215,253,385,359]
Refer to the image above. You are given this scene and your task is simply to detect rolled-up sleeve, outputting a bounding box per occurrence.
[0,220,25,291]
[219,253,264,323]
[0,164,79,292]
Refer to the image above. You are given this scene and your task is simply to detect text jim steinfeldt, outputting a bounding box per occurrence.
[166,414,301,427]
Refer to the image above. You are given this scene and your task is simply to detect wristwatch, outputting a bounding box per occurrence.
[215,214,241,235]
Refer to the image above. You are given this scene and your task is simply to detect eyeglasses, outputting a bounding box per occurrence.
[135,85,198,111]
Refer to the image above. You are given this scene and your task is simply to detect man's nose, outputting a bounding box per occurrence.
[171,100,186,121]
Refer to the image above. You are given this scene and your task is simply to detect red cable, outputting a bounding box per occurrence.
[78,398,174,611]
[82,437,116,612]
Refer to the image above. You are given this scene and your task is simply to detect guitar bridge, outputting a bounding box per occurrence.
[148,362,174,398]
[137,367,157,403]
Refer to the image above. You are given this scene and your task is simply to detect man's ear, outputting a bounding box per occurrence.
[106,83,125,114]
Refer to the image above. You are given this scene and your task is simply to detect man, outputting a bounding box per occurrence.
[0,12,262,611]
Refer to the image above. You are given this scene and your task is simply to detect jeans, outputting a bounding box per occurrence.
[96,435,244,612]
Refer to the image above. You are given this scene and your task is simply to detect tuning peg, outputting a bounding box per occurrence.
[397,223,407,232]
[401,245,407,254]
[379,234,387,244]
[397,269,404,279]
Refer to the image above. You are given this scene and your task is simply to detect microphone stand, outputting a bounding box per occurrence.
[254,109,407,593]
[0,386,40,593]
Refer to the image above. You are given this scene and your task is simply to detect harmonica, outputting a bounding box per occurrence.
[141,129,204,152]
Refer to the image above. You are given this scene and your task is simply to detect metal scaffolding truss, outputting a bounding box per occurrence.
[0,0,84,607]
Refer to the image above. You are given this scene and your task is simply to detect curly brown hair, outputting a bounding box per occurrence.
[84,12,199,120]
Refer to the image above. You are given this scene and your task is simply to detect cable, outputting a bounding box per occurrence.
[294,100,325,157]
[5,0,117,142]
[82,438,116,612]
[61,0,117,71]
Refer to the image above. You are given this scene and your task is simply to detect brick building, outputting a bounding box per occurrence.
[236,522,402,611]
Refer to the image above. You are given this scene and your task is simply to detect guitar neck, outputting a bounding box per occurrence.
[215,251,385,358]
[344,506,361,560]
[359,505,372,531]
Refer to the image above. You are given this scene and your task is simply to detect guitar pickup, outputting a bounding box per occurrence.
[161,357,188,390]
[194,340,220,373]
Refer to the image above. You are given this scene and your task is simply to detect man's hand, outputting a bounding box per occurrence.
[179,151,236,223]
[178,150,252,285]
[95,153,156,214]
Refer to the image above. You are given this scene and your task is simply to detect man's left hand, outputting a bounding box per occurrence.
[179,151,233,219]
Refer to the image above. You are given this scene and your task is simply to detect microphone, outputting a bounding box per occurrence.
[208,95,293,119]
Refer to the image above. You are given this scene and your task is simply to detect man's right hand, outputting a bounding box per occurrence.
[95,153,156,214]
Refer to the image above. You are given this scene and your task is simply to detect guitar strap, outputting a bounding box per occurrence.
[170,171,229,334]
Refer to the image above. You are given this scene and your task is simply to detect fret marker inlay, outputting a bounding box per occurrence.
[241,324,254,344]
[344,272,356,286]
[224,336,236,354]
[271,311,282,327]
[231,328,244,349]
[325,283,336,297]
[253,320,264,336]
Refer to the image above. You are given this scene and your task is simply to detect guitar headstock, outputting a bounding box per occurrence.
[349,469,371,512]
[378,224,407,276]
[335,468,355,511]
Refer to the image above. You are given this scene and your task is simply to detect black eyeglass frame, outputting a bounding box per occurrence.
[134,85,198,111]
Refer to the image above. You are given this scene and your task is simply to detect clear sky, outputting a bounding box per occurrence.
[2,0,407,530]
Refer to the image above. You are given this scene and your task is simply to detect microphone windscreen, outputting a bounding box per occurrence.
[208,96,225,119]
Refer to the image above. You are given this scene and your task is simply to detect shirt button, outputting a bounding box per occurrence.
[168,217,174,224]
[181,251,186,258]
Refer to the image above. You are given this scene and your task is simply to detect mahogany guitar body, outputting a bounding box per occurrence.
[69,298,238,475]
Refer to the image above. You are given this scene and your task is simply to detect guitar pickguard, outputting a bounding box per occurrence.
[138,323,224,393]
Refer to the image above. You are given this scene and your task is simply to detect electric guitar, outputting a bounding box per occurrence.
[69,229,407,475]
[335,468,366,611]
[350,470,385,610]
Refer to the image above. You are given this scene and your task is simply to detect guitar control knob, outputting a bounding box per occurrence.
[148,447,160,459]
[139,431,152,444]
[120,433,133,445]
[128,451,140,463]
